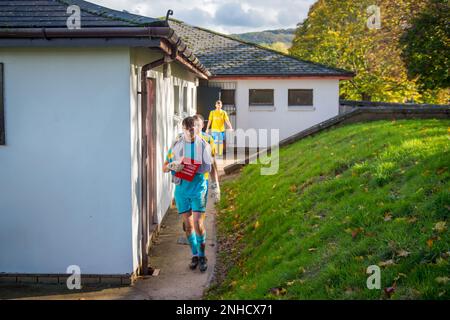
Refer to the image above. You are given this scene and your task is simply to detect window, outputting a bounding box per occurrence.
[249,89,274,106]
[221,89,235,105]
[183,86,188,114]
[0,63,4,145]
[288,89,313,106]
[191,87,195,111]
[173,85,179,115]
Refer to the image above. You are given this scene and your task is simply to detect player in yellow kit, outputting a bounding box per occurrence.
[206,100,233,156]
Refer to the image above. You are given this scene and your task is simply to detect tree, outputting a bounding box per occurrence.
[289,0,449,103]
[261,41,290,54]
[400,0,449,91]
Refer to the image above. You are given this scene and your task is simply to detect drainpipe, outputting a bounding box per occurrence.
[138,54,173,275]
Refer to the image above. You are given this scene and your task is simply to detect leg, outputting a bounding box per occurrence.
[193,211,208,272]
[181,212,198,257]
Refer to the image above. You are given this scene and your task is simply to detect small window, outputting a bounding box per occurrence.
[191,87,195,111]
[173,85,179,115]
[249,89,274,106]
[288,89,313,106]
[221,89,235,105]
[0,63,4,145]
[183,87,188,113]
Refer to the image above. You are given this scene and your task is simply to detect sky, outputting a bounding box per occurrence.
[92,0,316,34]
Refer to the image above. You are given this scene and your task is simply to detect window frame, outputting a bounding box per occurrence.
[288,89,314,107]
[221,89,235,106]
[182,86,188,114]
[173,85,180,116]
[249,89,274,107]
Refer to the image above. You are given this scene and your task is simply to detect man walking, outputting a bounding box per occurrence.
[163,117,212,272]
[206,100,233,156]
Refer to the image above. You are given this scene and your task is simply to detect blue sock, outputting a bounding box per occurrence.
[187,232,198,256]
[196,232,206,257]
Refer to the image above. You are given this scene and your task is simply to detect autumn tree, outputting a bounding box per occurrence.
[400,0,449,91]
[289,0,448,103]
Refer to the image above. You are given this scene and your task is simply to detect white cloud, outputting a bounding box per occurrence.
[91,0,316,33]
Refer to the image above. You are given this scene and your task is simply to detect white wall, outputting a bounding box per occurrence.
[232,79,340,147]
[0,48,134,274]
[129,48,198,274]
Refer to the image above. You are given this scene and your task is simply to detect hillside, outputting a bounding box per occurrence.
[207,119,450,299]
[231,28,295,46]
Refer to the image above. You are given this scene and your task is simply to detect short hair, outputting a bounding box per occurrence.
[193,114,204,122]
[182,116,196,129]
[215,100,222,105]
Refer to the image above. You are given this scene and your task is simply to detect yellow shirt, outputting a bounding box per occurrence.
[208,109,229,132]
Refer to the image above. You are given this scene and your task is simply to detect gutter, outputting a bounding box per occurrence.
[0,26,210,79]
[209,73,355,80]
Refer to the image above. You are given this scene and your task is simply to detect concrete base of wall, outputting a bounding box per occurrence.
[0,273,132,285]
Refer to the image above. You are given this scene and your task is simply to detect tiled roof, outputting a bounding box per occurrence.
[0,0,165,28]
[168,19,354,77]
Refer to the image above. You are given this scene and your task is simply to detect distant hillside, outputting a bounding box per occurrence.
[231,28,295,47]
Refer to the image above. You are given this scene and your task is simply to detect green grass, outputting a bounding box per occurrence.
[207,119,450,300]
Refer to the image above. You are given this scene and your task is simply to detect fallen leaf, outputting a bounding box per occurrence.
[379,259,395,268]
[407,217,418,223]
[269,287,287,296]
[433,221,447,233]
[426,236,440,248]
[394,273,407,281]
[254,221,260,229]
[435,277,449,284]
[397,250,410,258]
[384,213,393,221]
[308,248,317,252]
[345,287,354,295]
[351,227,364,239]
[384,286,396,298]
[289,184,297,192]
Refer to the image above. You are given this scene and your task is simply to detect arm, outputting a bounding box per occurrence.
[211,158,219,186]
[163,160,170,173]
[225,119,233,130]
[206,111,212,132]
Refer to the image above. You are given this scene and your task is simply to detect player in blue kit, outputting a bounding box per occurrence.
[163,117,212,272]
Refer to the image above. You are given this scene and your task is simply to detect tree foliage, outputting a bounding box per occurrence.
[289,0,449,103]
[400,0,449,91]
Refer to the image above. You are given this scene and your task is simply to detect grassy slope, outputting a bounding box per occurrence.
[208,119,450,300]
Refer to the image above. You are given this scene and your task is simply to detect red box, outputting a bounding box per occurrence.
[174,158,200,181]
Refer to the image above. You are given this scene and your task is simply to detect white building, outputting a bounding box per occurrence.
[0,0,209,277]
[169,19,354,147]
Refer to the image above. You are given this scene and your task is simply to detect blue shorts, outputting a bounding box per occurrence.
[211,131,225,143]
[174,174,208,214]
